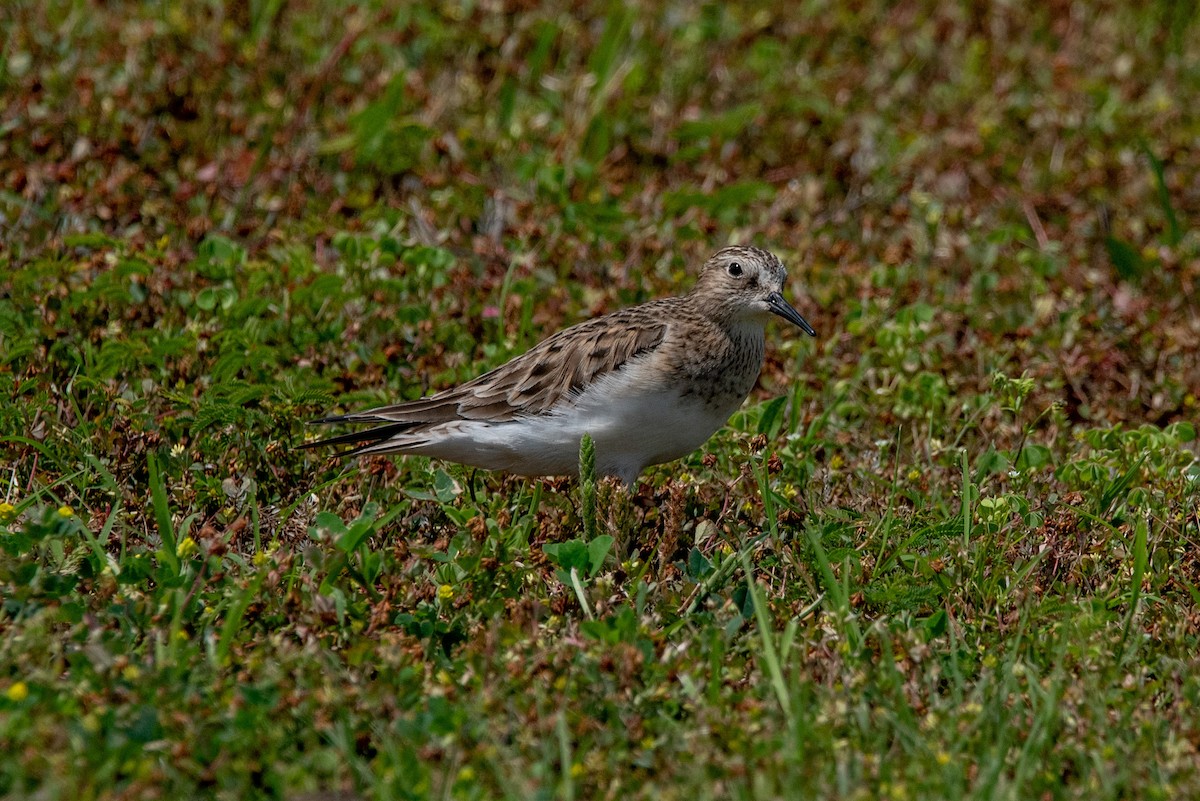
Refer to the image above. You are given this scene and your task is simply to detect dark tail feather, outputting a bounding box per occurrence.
[296,420,419,454]
[307,414,352,425]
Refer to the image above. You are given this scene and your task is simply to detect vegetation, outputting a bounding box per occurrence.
[2,1,1198,798]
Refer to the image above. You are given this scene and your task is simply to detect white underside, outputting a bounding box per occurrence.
[388,361,738,485]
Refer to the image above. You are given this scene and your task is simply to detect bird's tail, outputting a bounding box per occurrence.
[297,416,424,457]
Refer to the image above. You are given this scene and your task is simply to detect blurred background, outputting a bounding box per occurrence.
[2,2,1199,797]
[5,1,1198,420]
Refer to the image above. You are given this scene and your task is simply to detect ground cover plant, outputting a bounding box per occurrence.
[2,1,1199,798]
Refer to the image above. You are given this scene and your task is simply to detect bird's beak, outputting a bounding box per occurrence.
[766,292,816,336]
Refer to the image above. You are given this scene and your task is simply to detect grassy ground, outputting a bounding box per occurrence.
[2,0,1200,798]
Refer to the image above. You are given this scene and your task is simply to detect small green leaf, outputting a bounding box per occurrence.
[196,287,218,311]
[1169,420,1195,442]
[974,447,1011,478]
[687,547,713,579]
[587,535,614,577]
[1015,444,1052,471]
[543,539,589,573]
[757,396,788,438]
[313,511,346,535]
[1100,455,1147,518]
[433,470,462,503]
[361,551,383,584]
[336,520,374,554]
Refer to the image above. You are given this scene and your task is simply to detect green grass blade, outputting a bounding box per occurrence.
[147,452,180,577]
[739,550,793,722]
[1141,140,1182,246]
[215,570,268,667]
[1119,514,1149,652]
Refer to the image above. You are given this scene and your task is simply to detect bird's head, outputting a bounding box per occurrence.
[692,246,816,336]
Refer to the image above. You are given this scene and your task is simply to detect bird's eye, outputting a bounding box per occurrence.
[727,262,743,277]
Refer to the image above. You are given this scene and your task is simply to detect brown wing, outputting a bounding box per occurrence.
[319,301,672,427]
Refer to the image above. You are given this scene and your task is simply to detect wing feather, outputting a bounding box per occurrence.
[307,301,673,440]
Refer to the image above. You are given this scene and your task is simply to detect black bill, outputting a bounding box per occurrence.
[766,292,816,336]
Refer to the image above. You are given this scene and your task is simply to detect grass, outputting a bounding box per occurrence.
[2,0,1200,798]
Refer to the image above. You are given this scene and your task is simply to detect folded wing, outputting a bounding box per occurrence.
[300,304,671,456]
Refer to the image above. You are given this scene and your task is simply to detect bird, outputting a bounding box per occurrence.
[301,245,816,485]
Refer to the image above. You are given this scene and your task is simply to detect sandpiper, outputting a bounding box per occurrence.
[301,246,816,484]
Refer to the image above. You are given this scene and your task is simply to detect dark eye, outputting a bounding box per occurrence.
[727,262,743,277]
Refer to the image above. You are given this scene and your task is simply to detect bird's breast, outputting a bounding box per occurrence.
[664,325,766,412]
